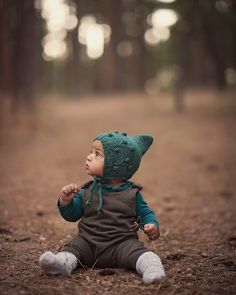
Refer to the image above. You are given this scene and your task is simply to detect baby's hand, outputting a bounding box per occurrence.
[144,224,159,241]
[59,183,79,206]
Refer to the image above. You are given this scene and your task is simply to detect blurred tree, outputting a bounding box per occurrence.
[98,0,124,92]
[0,1,12,96]
[12,0,38,110]
[0,0,40,111]
[172,0,236,90]
[122,1,153,90]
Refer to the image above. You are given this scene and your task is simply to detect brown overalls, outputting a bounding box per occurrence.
[61,182,148,269]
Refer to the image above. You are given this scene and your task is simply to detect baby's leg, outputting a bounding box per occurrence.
[116,239,166,284]
[39,236,94,276]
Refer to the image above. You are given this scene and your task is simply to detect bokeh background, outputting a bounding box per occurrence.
[0,0,236,114]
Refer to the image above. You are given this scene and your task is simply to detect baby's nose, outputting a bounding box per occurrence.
[87,154,92,161]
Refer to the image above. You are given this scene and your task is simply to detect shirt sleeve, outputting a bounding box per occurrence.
[135,191,160,229]
[57,189,84,222]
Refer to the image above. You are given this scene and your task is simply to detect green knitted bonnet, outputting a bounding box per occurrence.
[95,131,153,180]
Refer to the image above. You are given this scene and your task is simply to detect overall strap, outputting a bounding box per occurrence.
[80,180,94,189]
[130,182,143,191]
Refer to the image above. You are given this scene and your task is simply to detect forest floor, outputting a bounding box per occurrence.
[0,90,236,295]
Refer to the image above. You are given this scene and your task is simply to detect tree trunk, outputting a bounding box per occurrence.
[0,1,10,94]
[12,0,37,110]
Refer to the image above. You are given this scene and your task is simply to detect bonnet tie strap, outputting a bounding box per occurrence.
[85,180,97,206]
[97,184,103,215]
[85,177,112,215]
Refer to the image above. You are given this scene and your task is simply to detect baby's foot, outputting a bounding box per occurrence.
[142,262,166,284]
[39,251,77,276]
[136,252,166,284]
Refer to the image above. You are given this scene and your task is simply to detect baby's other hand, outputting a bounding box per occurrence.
[144,224,159,241]
[60,183,79,206]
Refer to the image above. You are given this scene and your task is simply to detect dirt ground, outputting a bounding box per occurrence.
[0,90,236,295]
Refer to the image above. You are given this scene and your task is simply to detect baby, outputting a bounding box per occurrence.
[39,131,166,284]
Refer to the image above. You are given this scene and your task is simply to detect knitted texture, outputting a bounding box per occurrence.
[39,251,77,276]
[136,252,166,284]
[95,131,153,180]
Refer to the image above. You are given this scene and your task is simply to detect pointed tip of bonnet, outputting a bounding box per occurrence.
[133,134,154,156]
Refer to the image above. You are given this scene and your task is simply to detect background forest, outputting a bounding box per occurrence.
[0,0,236,112]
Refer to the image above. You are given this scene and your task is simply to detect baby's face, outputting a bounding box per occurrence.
[85,140,104,177]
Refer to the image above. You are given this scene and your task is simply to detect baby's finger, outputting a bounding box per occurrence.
[144,225,152,232]
[71,184,79,193]
[62,186,68,194]
[71,189,78,194]
[73,184,79,192]
[62,185,70,195]
[64,188,71,195]
[69,184,74,191]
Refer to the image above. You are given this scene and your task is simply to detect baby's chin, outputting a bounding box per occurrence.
[84,168,103,178]
[85,170,96,178]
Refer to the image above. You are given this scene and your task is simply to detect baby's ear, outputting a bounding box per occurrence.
[133,135,153,155]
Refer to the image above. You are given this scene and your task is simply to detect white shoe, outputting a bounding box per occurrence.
[39,251,77,276]
[136,252,166,284]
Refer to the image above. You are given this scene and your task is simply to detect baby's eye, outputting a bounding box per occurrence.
[95,151,100,157]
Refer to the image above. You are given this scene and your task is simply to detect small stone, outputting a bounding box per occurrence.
[39,235,46,241]
[85,275,91,282]
[98,268,116,276]
[227,236,236,247]
[36,210,44,217]
[166,252,186,260]
[201,252,208,258]
[186,273,193,277]
[223,260,236,271]
[14,237,31,242]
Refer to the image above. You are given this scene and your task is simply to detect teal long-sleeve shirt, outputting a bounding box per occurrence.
[58,181,160,229]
